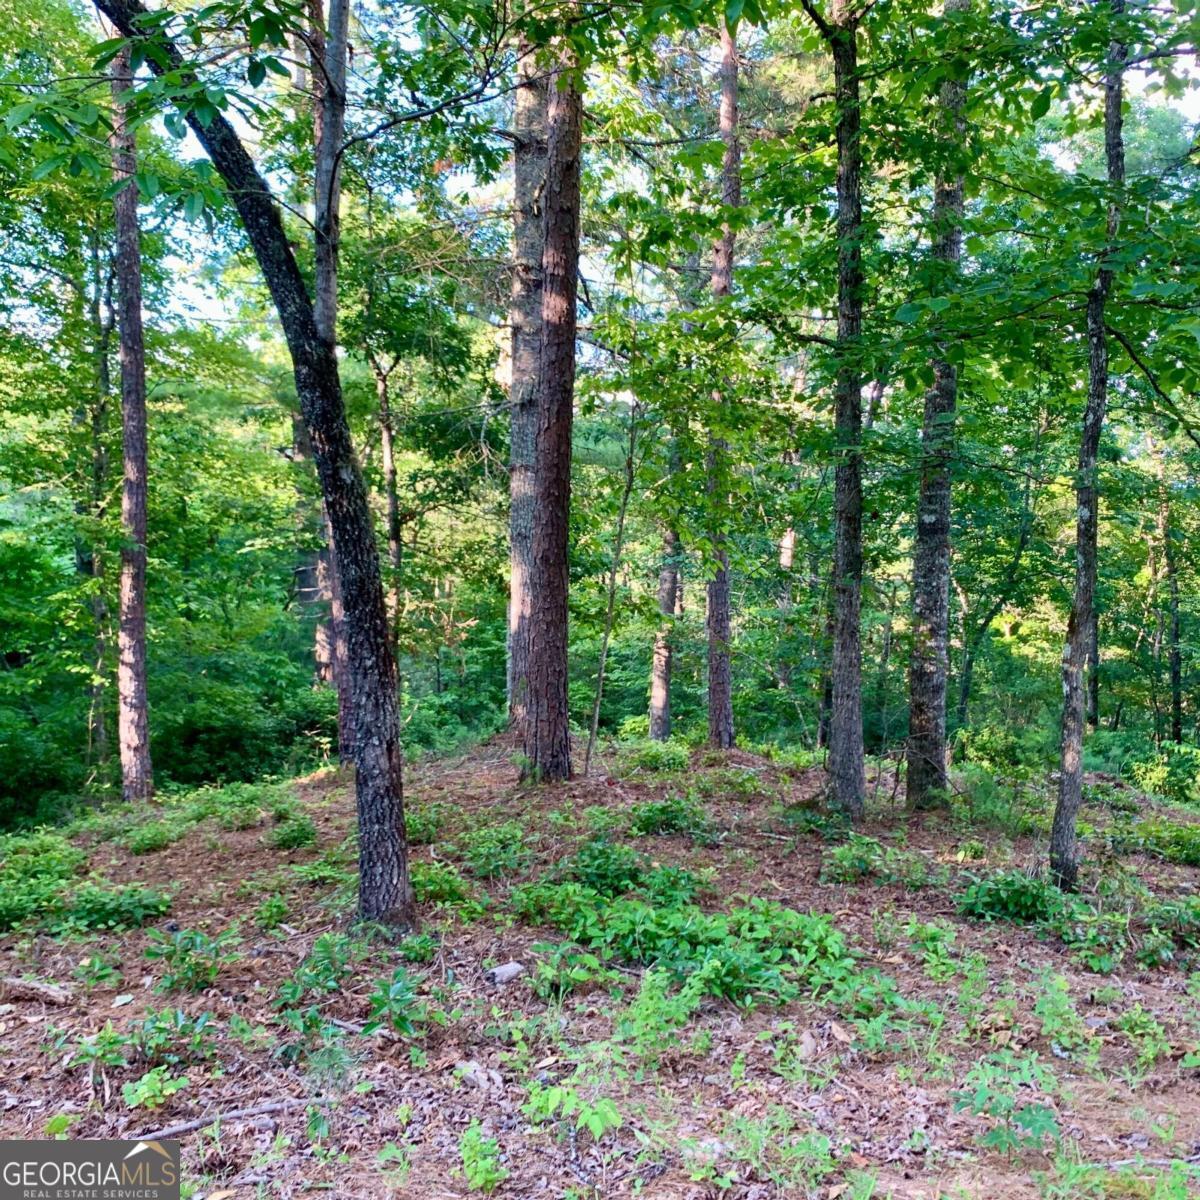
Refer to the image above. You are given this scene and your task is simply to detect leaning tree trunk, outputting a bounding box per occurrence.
[522,48,581,781]
[110,46,153,803]
[705,18,740,751]
[373,359,403,640]
[906,0,969,811]
[1050,6,1125,890]
[649,528,682,741]
[508,37,548,728]
[95,0,414,927]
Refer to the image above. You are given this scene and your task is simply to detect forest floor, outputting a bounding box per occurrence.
[2,739,1200,1199]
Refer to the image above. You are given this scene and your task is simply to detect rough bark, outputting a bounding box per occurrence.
[507,37,547,727]
[374,360,403,638]
[706,20,740,752]
[110,46,153,803]
[906,0,969,811]
[94,0,414,927]
[825,2,866,820]
[649,528,682,741]
[1050,7,1125,890]
[522,49,581,781]
[310,0,354,764]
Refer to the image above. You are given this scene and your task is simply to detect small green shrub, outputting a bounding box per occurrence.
[133,1008,219,1065]
[1113,819,1200,866]
[365,967,425,1036]
[398,933,439,963]
[460,820,532,878]
[958,871,1064,925]
[124,821,185,856]
[405,804,447,846]
[122,1067,189,1110]
[460,1121,507,1192]
[618,739,690,774]
[278,932,355,1003]
[629,793,717,844]
[144,927,241,992]
[63,883,171,930]
[254,893,289,930]
[411,861,476,907]
[821,834,943,888]
[529,943,620,1001]
[0,831,87,929]
[269,813,318,851]
[560,838,648,895]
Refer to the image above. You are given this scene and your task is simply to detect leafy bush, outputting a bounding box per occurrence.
[0,831,86,929]
[63,883,171,930]
[529,943,620,1001]
[560,838,648,895]
[958,871,1065,925]
[1125,744,1200,806]
[365,967,425,1036]
[269,813,318,851]
[406,804,447,846]
[144,928,241,992]
[460,820,532,878]
[618,739,690,774]
[411,861,477,907]
[1112,819,1200,866]
[629,793,717,844]
[133,1008,219,1066]
[821,834,943,888]
[124,820,186,856]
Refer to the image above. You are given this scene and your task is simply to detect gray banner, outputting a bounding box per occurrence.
[0,1140,180,1200]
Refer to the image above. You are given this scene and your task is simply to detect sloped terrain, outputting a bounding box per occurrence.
[2,741,1200,1199]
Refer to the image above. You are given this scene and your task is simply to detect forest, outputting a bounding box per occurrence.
[1,0,1200,1194]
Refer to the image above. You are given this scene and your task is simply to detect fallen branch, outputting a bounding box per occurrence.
[132,1097,330,1141]
[0,977,72,1005]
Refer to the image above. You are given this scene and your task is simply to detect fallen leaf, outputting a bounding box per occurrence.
[112,994,134,1008]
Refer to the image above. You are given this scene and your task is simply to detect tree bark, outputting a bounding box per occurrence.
[1050,6,1124,890]
[95,0,414,927]
[522,48,581,781]
[706,19,740,752]
[906,0,969,811]
[507,37,547,728]
[825,1,866,820]
[310,0,354,765]
[649,528,681,741]
[110,45,153,803]
[373,360,403,639]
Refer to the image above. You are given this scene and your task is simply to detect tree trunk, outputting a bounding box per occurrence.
[374,361,403,638]
[110,46,153,803]
[95,0,414,927]
[1087,614,1100,728]
[906,0,968,811]
[706,19,740,752]
[507,37,547,728]
[522,47,581,781]
[649,528,681,741]
[1050,8,1124,890]
[827,5,866,821]
[776,526,796,689]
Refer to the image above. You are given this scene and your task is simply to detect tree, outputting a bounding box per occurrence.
[705,19,740,751]
[802,0,866,820]
[94,0,414,926]
[1049,2,1126,891]
[905,0,970,810]
[522,47,582,781]
[508,39,547,728]
[110,44,153,802]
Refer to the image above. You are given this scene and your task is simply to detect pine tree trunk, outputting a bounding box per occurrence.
[374,361,403,639]
[906,0,968,811]
[649,528,681,741]
[95,0,414,927]
[1050,7,1125,890]
[706,19,740,752]
[828,7,865,821]
[508,37,547,728]
[110,46,153,803]
[522,48,581,781]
